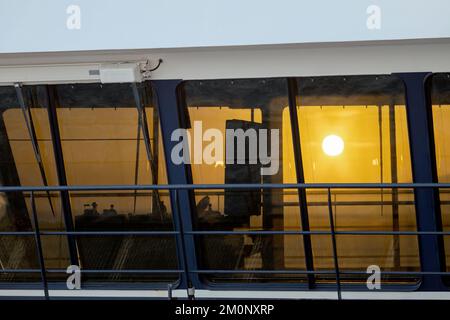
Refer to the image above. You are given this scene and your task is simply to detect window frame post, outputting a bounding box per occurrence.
[395,72,445,290]
[151,80,200,290]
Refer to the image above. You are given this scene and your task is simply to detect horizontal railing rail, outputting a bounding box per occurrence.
[0,182,450,191]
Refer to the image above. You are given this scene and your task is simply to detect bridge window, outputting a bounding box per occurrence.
[0,85,60,282]
[0,83,177,285]
[181,75,419,285]
[180,78,308,283]
[52,83,176,282]
[294,75,419,283]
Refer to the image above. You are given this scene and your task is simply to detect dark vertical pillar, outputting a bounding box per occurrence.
[287,78,315,288]
[152,80,199,289]
[261,106,285,274]
[395,72,445,290]
[45,85,79,266]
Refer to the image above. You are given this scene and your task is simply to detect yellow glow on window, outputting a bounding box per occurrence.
[322,134,344,156]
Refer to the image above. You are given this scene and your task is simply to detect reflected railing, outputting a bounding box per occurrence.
[0,183,449,300]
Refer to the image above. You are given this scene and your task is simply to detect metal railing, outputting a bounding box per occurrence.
[0,182,449,300]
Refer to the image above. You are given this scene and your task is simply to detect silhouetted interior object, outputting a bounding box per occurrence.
[224,119,263,225]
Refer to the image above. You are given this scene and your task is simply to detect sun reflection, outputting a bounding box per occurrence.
[322,134,344,156]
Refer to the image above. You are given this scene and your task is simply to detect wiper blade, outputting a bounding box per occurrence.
[131,83,164,218]
[14,84,56,217]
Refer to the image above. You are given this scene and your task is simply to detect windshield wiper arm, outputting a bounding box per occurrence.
[131,83,164,217]
[14,84,56,217]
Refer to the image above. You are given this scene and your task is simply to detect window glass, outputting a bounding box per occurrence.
[181,76,419,285]
[0,86,62,282]
[0,82,177,285]
[295,75,419,283]
[182,78,307,283]
[51,83,176,283]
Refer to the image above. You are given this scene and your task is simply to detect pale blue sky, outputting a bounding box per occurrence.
[0,0,449,53]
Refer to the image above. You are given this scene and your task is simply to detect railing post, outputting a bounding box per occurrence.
[30,191,49,300]
[327,188,341,300]
[172,189,195,299]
